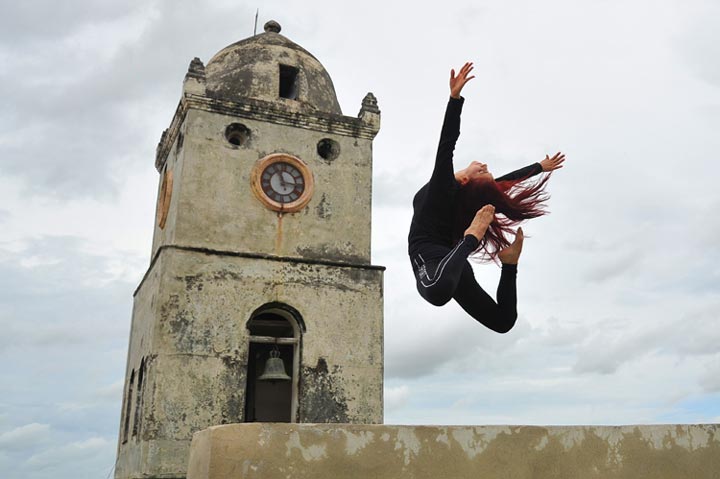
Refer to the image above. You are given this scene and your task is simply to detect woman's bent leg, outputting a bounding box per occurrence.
[413,235,479,306]
[452,263,518,333]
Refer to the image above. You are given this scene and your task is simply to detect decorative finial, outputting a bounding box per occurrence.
[264,20,281,33]
[186,57,205,79]
[361,92,380,113]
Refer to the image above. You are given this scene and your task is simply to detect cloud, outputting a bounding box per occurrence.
[0,236,133,352]
[0,0,259,200]
[384,293,535,379]
[699,357,720,393]
[384,385,410,412]
[569,299,720,376]
[0,235,128,476]
[0,3,157,199]
[0,1,147,45]
[26,436,111,469]
[0,423,51,451]
[94,380,125,401]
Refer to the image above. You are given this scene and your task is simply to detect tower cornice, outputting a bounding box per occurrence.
[133,244,386,297]
[155,94,381,172]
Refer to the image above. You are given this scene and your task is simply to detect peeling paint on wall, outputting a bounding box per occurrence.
[299,358,350,423]
[188,423,720,479]
[315,193,332,219]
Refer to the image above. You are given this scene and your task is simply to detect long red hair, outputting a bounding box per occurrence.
[453,173,552,262]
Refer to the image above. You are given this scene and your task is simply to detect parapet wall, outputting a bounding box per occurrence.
[187,423,719,479]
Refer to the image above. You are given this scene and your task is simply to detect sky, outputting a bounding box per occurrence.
[1,0,719,478]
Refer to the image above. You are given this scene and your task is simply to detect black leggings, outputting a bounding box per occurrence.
[411,235,518,333]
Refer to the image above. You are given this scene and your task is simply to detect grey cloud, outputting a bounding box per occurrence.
[699,358,720,392]
[25,437,113,477]
[0,0,146,45]
[572,326,652,375]
[0,236,128,477]
[93,381,125,401]
[0,423,51,451]
[584,249,641,284]
[0,0,258,200]
[0,236,133,352]
[385,310,532,379]
[673,306,720,356]
[0,235,132,410]
[571,301,720,375]
[373,173,418,208]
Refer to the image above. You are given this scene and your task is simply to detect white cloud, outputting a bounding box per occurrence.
[384,385,410,413]
[699,356,720,393]
[26,436,111,469]
[0,423,51,451]
[94,380,126,401]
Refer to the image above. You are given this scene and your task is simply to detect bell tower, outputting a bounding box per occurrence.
[115,20,383,479]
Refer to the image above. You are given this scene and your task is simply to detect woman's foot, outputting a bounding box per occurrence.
[498,227,524,264]
[464,205,495,241]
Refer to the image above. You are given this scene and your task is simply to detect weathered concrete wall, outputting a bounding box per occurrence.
[157,107,375,265]
[187,423,720,479]
[151,126,185,256]
[114,253,165,478]
[115,247,384,479]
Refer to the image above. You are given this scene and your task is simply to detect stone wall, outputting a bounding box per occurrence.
[187,423,720,479]
[114,248,384,479]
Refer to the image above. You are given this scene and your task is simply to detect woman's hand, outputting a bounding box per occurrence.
[450,62,475,99]
[540,152,565,172]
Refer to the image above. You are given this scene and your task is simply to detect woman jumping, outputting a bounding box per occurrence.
[408,62,565,333]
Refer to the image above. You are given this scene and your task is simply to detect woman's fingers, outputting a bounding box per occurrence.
[541,152,566,171]
[450,62,476,97]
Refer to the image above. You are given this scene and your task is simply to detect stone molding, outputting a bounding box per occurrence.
[155,94,381,171]
[133,244,386,297]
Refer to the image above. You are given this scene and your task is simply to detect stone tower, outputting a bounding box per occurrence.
[115,20,383,479]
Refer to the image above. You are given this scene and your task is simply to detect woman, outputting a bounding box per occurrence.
[408,62,565,333]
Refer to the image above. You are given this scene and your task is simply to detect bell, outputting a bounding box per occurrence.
[258,347,291,381]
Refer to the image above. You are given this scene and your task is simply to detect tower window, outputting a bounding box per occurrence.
[317,139,340,162]
[132,358,145,439]
[279,65,299,100]
[225,123,250,147]
[122,369,135,444]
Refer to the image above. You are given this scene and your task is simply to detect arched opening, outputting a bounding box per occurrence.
[244,303,303,423]
[132,358,145,439]
[122,369,135,444]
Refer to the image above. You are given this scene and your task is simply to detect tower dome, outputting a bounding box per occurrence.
[204,20,342,114]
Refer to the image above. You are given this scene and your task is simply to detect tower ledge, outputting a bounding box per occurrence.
[155,93,380,172]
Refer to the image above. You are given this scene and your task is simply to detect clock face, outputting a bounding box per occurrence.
[251,154,314,213]
[260,162,305,204]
